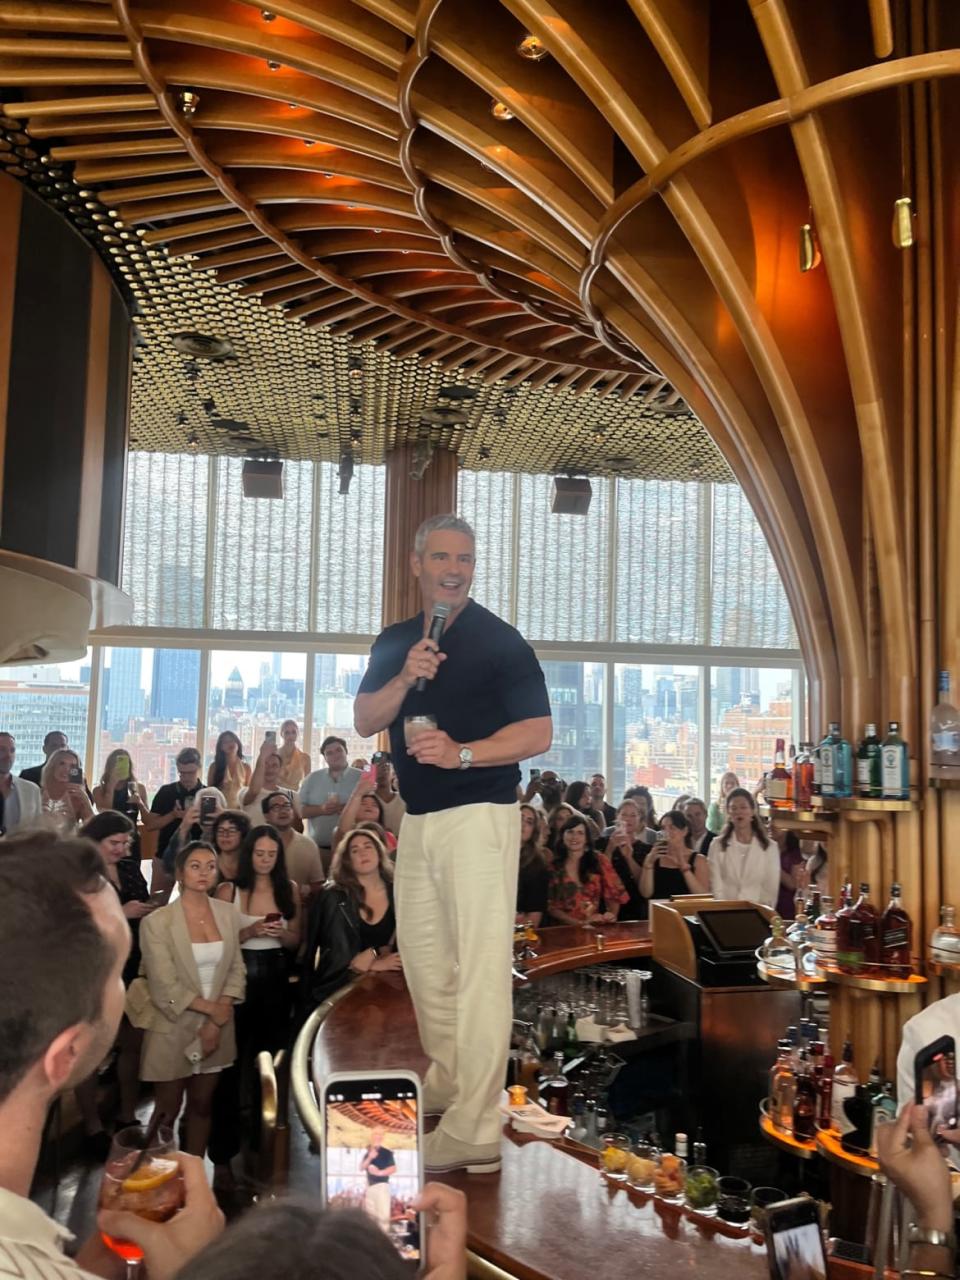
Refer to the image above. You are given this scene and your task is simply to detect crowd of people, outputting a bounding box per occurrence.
[514,769,826,928]
[0,718,831,1256]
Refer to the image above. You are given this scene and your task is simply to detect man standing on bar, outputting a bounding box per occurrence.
[355,514,552,1174]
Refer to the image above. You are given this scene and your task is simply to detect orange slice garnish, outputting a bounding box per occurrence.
[121,1157,179,1193]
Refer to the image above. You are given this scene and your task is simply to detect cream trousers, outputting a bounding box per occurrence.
[364,1181,391,1232]
[395,801,520,1147]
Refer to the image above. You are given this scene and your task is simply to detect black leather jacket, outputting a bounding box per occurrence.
[299,883,396,1015]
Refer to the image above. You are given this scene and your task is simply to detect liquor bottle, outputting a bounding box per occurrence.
[880,883,912,978]
[692,1127,707,1164]
[831,1037,859,1134]
[836,883,879,973]
[793,1051,818,1140]
[568,1089,587,1141]
[818,1053,835,1129]
[583,1097,598,1145]
[595,1105,610,1137]
[931,904,960,962]
[834,883,860,972]
[793,743,814,809]
[761,916,798,972]
[786,907,817,977]
[855,724,882,799]
[768,738,793,810]
[539,1051,571,1116]
[931,671,960,769]
[820,724,853,798]
[881,722,910,799]
[769,1039,796,1132]
[675,1131,689,1159]
[812,741,822,796]
[870,1081,898,1157]
[811,894,838,967]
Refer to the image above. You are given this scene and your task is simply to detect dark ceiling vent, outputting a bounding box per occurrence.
[172,331,236,361]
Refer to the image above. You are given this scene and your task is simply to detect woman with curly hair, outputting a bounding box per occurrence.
[299,828,402,1014]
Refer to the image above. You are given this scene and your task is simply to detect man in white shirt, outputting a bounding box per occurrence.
[897,993,960,1109]
[298,736,361,869]
[0,732,41,836]
[0,831,223,1278]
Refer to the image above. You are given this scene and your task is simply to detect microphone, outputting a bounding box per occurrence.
[416,602,450,692]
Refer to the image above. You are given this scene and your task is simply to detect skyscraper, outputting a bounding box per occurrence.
[150,650,200,722]
[107,648,145,739]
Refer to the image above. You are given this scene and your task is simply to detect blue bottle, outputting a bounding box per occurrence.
[819,722,853,798]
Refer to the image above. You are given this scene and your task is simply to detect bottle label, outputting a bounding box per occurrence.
[813,755,822,787]
[882,927,909,951]
[881,746,907,795]
[832,1081,857,1134]
[767,778,788,800]
[932,730,960,754]
[820,745,835,791]
[856,759,871,786]
[835,946,864,968]
[811,927,837,957]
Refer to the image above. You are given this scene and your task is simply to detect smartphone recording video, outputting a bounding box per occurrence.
[763,1196,827,1280]
[320,1071,423,1269]
[915,1035,958,1141]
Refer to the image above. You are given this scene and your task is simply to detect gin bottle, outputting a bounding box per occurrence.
[856,724,882,798]
[932,672,960,768]
[881,722,910,799]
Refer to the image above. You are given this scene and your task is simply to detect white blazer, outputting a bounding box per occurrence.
[7,777,42,833]
[709,833,780,908]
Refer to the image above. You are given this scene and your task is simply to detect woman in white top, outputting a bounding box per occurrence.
[131,841,245,1157]
[241,740,298,826]
[40,748,93,833]
[708,788,780,907]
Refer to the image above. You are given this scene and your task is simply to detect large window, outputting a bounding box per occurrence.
[709,666,797,800]
[528,662,605,782]
[98,647,200,792]
[207,651,306,765]
[313,654,377,765]
[613,664,701,812]
[0,656,91,774]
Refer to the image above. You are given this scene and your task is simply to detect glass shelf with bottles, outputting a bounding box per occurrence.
[810,794,921,812]
[758,1099,818,1157]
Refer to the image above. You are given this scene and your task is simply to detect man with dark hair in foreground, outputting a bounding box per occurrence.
[0,831,223,1279]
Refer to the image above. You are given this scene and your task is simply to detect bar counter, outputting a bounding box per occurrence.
[293,924,868,1280]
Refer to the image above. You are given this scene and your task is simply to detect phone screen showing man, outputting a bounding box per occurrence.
[917,1039,958,1141]
[322,1077,421,1266]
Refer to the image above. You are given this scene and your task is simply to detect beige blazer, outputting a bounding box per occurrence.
[133,896,246,1082]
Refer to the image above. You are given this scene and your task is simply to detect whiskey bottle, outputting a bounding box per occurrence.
[879,882,912,978]
[768,738,793,810]
[881,722,909,799]
[836,882,879,973]
[811,894,838,967]
[793,743,814,809]
[835,883,862,972]
[856,724,882,799]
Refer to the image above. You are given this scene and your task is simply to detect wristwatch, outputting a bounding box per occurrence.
[907,1224,957,1252]
[458,746,473,770]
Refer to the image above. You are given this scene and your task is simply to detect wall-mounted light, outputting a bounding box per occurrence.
[260,8,275,19]
[266,59,281,71]
[303,139,314,146]
[490,99,515,121]
[892,196,915,249]
[798,222,821,272]
[517,33,548,61]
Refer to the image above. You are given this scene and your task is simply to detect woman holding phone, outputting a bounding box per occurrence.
[331,768,398,852]
[93,748,149,820]
[217,824,300,1145]
[208,731,252,809]
[597,798,653,920]
[639,809,711,902]
[40,748,93,833]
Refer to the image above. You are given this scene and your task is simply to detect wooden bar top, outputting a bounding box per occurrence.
[308,924,774,1280]
[518,921,651,980]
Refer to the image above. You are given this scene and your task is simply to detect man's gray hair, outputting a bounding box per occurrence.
[413,513,475,556]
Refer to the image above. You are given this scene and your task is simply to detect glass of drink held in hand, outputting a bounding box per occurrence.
[404,714,437,747]
[99,1125,183,1275]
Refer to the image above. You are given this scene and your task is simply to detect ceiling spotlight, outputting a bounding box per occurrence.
[490,99,515,121]
[178,89,200,118]
[266,59,281,70]
[338,449,354,495]
[517,33,548,61]
[185,432,200,454]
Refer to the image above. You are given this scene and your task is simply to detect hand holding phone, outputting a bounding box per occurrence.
[762,1196,827,1280]
[915,1035,958,1142]
[319,1071,423,1269]
[361,763,377,791]
[200,795,217,822]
